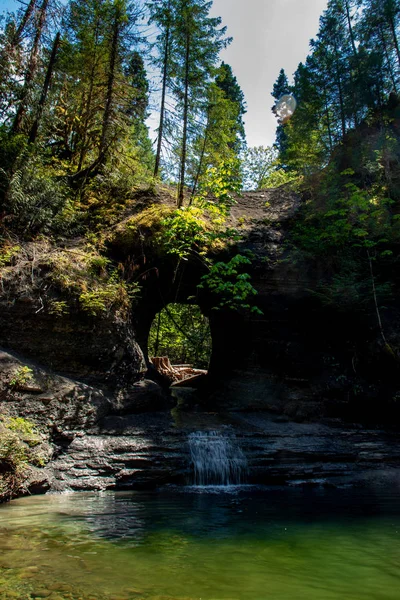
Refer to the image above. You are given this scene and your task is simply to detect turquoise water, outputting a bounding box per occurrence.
[1,486,400,599]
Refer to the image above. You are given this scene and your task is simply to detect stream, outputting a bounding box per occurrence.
[1,485,400,599]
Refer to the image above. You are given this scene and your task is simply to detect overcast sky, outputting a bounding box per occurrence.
[1,0,328,147]
[210,0,328,147]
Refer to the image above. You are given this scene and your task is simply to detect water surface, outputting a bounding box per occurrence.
[1,486,400,599]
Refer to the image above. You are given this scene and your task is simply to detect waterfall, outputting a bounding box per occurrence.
[188,431,248,486]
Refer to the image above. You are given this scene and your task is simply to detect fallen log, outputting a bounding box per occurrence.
[151,357,207,383]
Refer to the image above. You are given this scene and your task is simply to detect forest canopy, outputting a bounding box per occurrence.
[0,0,248,228]
[0,0,399,213]
[0,0,400,338]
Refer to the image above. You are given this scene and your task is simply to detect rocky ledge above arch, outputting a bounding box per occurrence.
[1,185,399,422]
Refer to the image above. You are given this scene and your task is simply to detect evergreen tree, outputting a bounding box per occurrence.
[148,0,174,177]
[272,68,290,101]
[215,62,246,147]
[382,0,400,67]
[28,30,61,145]
[12,0,50,134]
[0,0,37,120]
[360,0,400,95]
[188,63,246,197]
[271,68,291,157]
[169,0,230,207]
[272,0,400,174]
[43,0,152,178]
[49,0,110,168]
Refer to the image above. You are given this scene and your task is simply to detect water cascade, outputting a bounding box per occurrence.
[188,431,248,486]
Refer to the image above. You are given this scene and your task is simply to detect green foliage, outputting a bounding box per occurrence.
[0,0,155,240]
[45,246,139,317]
[89,255,111,275]
[0,244,21,267]
[168,0,231,205]
[313,261,393,310]
[0,128,27,200]
[198,254,263,314]
[291,168,396,257]
[0,430,27,471]
[0,417,44,500]
[271,0,400,175]
[287,137,400,315]
[242,146,283,190]
[158,162,241,262]
[4,155,71,235]
[241,144,301,191]
[196,158,242,215]
[159,206,212,262]
[79,277,139,317]
[9,366,33,389]
[0,0,245,244]
[215,62,246,146]
[187,78,245,193]
[48,300,70,316]
[6,417,36,436]
[148,303,211,368]
[262,166,301,189]
[5,417,41,448]
[152,167,261,317]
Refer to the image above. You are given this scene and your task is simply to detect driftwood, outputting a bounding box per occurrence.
[151,356,207,383]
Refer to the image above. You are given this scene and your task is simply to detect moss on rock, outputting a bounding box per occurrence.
[0,416,46,502]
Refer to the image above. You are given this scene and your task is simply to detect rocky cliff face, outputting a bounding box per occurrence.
[3,347,400,495]
[1,185,399,422]
[1,181,400,499]
[103,185,400,421]
[0,348,172,498]
[0,240,146,386]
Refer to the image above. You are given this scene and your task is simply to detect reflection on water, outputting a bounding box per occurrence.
[1,486,400,599]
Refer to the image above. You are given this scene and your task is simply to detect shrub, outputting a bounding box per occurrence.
[0,244,21,268]
[0,417,44,500]
[4,155,70,235]
[198,253,263,314]
[9,366,33,389]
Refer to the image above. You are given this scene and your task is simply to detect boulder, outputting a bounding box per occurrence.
[112,380,173,414]
[0,349,112,435]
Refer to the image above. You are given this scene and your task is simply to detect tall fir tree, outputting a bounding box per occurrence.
[271,68,291,157]
[171,0,229,206]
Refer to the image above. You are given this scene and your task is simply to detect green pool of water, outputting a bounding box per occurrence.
[1,486,400,600]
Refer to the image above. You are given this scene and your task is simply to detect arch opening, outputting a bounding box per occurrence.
[148,303,211,383]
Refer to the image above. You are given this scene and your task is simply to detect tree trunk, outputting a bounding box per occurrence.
[77,18,100,171]
[380,23,398,93]
[99,7,120,162]
[154,22,170,177]
[349,69,359,127]
[346,0,377,109]
[154,311,162,356]
[323,85,333,153]
[333,38,346,138]
[190,108,210,203]
[345,0,359,61]
[11,0,37,49]
[12,0,49,134]
[177,30,191,208]
[367,249,392,352]
[388,10,400,68]
[28,31,60,145]
[336,71,346,137]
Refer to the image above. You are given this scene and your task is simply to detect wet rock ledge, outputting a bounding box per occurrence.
[1,347,400,498]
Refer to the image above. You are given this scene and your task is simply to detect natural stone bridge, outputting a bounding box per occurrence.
[0,186,391,419]
[1,187,400,495]
[104,187,357,419]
